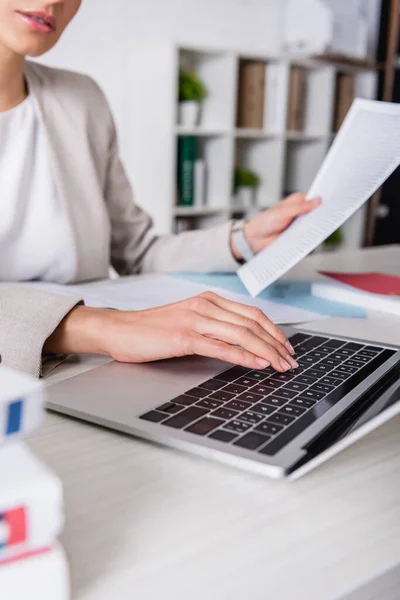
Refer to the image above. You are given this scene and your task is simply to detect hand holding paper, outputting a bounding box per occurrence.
[238,99,400,297]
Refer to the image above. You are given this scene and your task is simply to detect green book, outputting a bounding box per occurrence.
[177,136,198,206]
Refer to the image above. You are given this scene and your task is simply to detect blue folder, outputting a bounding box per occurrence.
[174,273,366,319]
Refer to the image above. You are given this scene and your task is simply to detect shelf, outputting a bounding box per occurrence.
[286,131,328,142]
[174,206,225,217]
[235,129,279,139]
[175,126,229,137]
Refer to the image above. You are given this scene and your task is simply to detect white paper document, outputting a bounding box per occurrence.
[238,99,400,297]
[21,276,323,325]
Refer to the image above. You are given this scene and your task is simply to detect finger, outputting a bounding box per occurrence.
[198,291,295,356]
[188,332,272,371]
[192,314,294,373]
[187,295,297,366]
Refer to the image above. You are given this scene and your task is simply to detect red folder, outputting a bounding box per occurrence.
[319,272,400,297]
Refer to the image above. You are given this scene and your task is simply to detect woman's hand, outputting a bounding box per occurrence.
[45,292,299,373]
[231,193,322,260]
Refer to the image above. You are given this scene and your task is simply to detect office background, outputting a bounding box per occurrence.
[31,0,396,251]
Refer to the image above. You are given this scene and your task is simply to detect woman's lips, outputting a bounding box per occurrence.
[16,10,56,33]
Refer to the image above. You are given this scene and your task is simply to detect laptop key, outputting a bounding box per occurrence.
[186,387,210,399]
[196,399,223,410]
[267,412,296,426]
[234,432,271,450]
[288,333,311,347]
[309,382,334,394]
[223,383,248,395]
[224,399,252,412]
[251,403,276,417]
[344,359,366,369]
[246,371,270,381]
[267,371,297,382]
[254,422,284,436]
[330,370,351,381]
[303,368,327,379]
[343,342,364,352]
[321,358,342,368]
[224,420,252,434]
[283,381,309,393]
[336,365,358,375]
[251,385,277,396]
[199,379,226,392]
[210,390,236,402]
[216,366,251,382]
[237,411,265,425]
[209,429,238,443]
[140,411,168,423]
[352,353,372,363]
[236,391,263,403]
[321,339,345,349]
[280,405,307,417]
[261,395,289,408]
[212,407,239,420]
[294,374,319,386]
[236,376,259,387]
[255,379,284,390]
[186,417,224,436]
[271,388,298,400]
[290,397,316,409]
[173,395,200,406]
[298,389,325,401]
[163,406,208,429]
[308,363,333,375]
[364,346,382,354]
[334,348,357,358]
[157,403,184,415]
[319,376,343,387]
[301,355,320,366]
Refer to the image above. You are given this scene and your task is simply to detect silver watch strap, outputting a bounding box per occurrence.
[232,219,255,263]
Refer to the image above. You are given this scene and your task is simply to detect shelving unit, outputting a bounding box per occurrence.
[127,42,378,248]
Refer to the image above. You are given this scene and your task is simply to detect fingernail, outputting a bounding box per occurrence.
[256,358,270,369]
[285,341,295,355]
[287,356,299,369]
[280,358,292,371]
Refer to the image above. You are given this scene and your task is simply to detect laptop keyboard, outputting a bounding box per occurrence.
[139,334,395,456]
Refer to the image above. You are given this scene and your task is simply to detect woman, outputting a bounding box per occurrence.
[0,0,321,378]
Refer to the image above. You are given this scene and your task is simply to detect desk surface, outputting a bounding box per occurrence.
[27,247,400,600]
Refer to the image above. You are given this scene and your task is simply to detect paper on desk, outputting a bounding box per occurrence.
[238,99,400,297]
[175,273,367,318]
[21,276,323,325]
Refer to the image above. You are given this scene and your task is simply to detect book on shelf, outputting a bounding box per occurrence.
[237,61,266,130]
[311,272,400,317]
[0,443,64,562]
[177,136,198,207]
[194,159,206,208]
[175,217,197,234]
[0,543,70,600]
[287,66,306,131]
[264,62,279,132]
[333,73,355,132]
[0,366,45,444]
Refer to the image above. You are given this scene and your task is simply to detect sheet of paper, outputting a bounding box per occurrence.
[19,276,323,325]
[238,99,400,297]
[174,273,366,318]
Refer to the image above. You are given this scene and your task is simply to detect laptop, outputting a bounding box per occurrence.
[46,326,400,479]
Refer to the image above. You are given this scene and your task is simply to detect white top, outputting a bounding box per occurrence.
[0,96,75,283]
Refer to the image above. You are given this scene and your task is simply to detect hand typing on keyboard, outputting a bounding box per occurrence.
[47,291,299,373]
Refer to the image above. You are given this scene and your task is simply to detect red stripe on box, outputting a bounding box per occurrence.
[6,507,27,545]
[0,546,52,568]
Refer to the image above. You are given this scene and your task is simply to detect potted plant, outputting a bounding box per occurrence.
[233,166,260,208]
[178,71,207,127]
[323,228,344,252]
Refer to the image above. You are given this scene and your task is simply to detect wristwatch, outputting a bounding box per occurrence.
[231,219,255,263]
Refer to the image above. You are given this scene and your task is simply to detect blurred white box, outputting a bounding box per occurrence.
[284,0,369,60]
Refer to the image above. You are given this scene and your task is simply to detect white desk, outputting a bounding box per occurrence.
[27,247,400,600]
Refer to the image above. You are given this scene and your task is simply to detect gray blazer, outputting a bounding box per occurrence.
[1,62,238,378]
